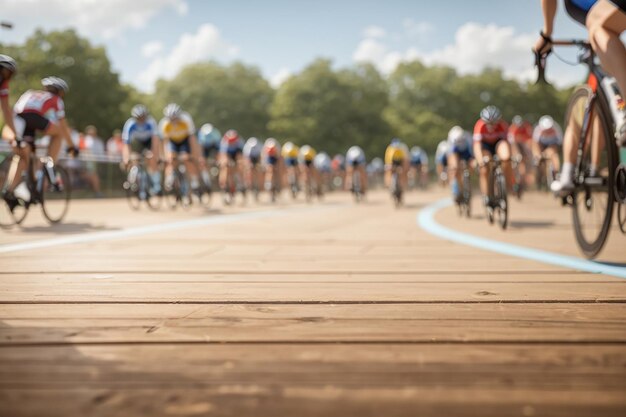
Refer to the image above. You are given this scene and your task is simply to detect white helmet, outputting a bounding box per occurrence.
[163,103,182,119]
[41,76,69,93]
[539,115,555,130]
[448,126,467,147]
[200,123,214,135]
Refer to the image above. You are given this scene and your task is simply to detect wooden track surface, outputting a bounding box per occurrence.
[0,189,624,417]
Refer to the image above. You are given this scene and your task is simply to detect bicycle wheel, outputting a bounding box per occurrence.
[569,87,616,258]
[618,203,625,234]
[41,165,71,224]
[494,171,508,230]
[463,170,472,218]
[144,170,163,211]
[125,166,141,211]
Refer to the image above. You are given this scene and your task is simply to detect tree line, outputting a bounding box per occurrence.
[2,29,572,159]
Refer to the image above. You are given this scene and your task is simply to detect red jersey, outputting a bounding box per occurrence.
[0,79,8,98]
[507,122,533,144]
[14,90,65,122]
[473,119,509,145]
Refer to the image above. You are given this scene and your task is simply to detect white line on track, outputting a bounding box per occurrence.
[0,205,333,254]
[418,198,626,279]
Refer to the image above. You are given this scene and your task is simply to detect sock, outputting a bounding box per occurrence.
[561,162,574,183]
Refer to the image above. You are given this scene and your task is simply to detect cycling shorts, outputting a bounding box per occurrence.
[349,159,364,168]
[285,157,298,167]
[169,137,191,154]
[451,146,473,162]
[266,155,278,166]
[202,144,219,159]
[303,159,313,167]
[250,155,260,165]
[131,139,152,154]
[226,147,241,161]
[480,137,506,156]
[16,112,50,138]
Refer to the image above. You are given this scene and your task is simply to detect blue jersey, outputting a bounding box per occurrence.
[122,117,158,144]
[219,138,243,154]
[570,0,596,11]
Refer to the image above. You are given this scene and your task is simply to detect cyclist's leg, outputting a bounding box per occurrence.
[474,141,490,196]
[496,139,515,189]
[448,152,461,199]
[545,145,561,173]
[5,142,30,193]
[587,1,626,104]
[345,164,354,190]
[360,165,368,192]
[218,153,228,190]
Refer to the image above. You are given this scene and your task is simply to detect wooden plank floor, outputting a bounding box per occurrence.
[0,189,625,417]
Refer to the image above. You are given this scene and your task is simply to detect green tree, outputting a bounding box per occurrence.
[2,29,129,138]
[270,59,390,157]
[152,62,273,138]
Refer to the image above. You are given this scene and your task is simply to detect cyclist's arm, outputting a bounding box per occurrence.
[122,143,130,166]
[535,0,558,53]
[0,95,16,139]
[58,118,75,151]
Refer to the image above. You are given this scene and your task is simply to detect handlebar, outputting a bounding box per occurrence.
[534,39,591,85]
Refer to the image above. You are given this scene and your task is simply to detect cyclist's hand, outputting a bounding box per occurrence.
[533,31,552,56]
[67,146,80,158]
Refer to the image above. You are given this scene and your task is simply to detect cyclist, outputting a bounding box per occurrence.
[473,105,514,207]
[262,137,282,195]
[282,141,300,195]
[534,0,626,145]
[435,139,450,186]
[508,115,534,186]
[298,145,320,197]
[331,153,346,190]
[409,146,428,189]
[345,145,368,195]
[198,123,221,163]
[314,151,332,192]
[447,126,474,202]
[121,104,161,194]
[3,77,77,208]
[384,138,409,189]
[243,137,264,197]
[531,115,563,190]
[0,55,17,140]
[218,129,244,196]
[158,103,201,193]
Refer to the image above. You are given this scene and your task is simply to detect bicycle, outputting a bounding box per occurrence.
[0,138,71,226]
[511,153,525,200]
[457,159,472,218]
[534,154,557,192]
[390,162,403,208]
[164,157,192,210]
[123,152,162,211]
[536,39,623,258]
[352,167,363,203]
[482,155,508,230]
[222,158,245,206]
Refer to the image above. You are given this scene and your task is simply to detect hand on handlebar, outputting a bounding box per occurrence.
[67,146,80,158]
[534,31,553,85]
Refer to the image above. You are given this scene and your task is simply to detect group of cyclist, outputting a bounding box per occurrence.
[121,101,381,205]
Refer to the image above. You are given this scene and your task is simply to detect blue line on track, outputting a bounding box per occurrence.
[417,198,626,279]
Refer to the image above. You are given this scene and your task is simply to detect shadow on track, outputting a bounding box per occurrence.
[17,222,121,234]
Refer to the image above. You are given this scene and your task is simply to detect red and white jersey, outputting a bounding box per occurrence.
[507,122,533,144]
[0,79,8,97]
[14,90,65,122]
[473,119,509,145]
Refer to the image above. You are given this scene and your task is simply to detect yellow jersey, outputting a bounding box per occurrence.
[385,144,407,165]
[159,112,195,143]
[282,142,300,159]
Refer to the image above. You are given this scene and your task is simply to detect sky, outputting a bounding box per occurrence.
[1,0,598,92]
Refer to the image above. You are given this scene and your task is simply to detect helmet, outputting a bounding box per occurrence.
[300,145,316,161]
[41,76,69,93]
[131,104,149,119]
[512,115,523,125]
[224,129,239,144]
[247,137,259,147]
[410,146,423,156]
[163,103,182,119]
[0,54,17,74]
[539,115,555,130]
[200,123,214,136]
[390,137,401,146]
[447,126,467,147]
[480,105,501,124]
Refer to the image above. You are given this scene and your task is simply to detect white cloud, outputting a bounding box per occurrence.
[353,22,582,86]
[270,68,292,88]
[363,25,386,39]
[136,23,239,92]
[141,41,163,59]
[2,0,188,39]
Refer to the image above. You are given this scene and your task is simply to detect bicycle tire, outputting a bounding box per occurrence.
[41,165,71,224]
[463,169,472,218]
[618,203,625,234]
[495,171,508,230]
[0,157,29,227]
[125,166,142,211]
[569,86,616,258]
[144,169,163,211]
